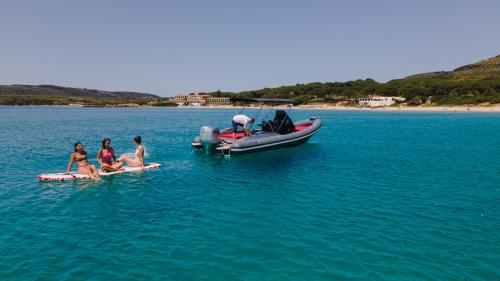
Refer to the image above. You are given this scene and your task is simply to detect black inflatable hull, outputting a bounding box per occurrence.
[229,131,315,154]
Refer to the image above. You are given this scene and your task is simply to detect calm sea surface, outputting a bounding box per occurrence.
[0,106,499,280]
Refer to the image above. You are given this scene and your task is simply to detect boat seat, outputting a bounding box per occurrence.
[220,132,246,139]
[294,125,310,131]
[261,110,295,134]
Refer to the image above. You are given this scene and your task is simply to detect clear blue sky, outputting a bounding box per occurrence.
[1,0,499,96]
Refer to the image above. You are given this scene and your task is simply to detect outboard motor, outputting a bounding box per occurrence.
[199,126,220,152]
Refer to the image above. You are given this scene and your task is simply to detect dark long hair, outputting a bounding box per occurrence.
[102,137,111,148]
[134,135,142,144]
[74,142,82,152]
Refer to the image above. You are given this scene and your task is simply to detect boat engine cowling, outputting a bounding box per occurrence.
[199,126,220,151]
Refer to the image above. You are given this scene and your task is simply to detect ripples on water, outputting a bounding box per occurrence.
[0,106,499,280]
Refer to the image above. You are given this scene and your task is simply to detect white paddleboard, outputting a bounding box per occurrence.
[37,163,161,181]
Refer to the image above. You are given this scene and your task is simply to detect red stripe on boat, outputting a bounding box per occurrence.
[294,125,310,131]
[220,132,246,139]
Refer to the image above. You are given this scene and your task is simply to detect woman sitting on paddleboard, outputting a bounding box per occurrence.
[65,142,100,180]
[97,137,124,172]
[118,135,144,168]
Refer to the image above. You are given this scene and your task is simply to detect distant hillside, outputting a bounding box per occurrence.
[209,55,500,105]
[406,55,500,79]
[452,55,500,78]
[0,84,159,99]
[405,71,451,79]
[0,84,161,106]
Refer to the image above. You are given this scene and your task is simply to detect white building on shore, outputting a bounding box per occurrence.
[358,96,405,107]
[169,94,230,106]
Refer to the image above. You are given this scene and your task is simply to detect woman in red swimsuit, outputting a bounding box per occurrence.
[97,137,123,172]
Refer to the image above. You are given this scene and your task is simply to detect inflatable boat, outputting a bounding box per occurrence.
[192,109,322,155]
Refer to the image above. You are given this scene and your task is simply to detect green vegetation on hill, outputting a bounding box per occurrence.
[0,85,161,106]
[211,55,500,105]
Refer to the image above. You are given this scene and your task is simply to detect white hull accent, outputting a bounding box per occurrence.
[38,163,161,181]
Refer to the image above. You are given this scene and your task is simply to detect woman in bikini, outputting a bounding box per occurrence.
[97,137,124,172]
[118,135,144,168]
[65,142,100,180]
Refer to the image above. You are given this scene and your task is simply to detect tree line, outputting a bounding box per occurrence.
[210,76,500,105]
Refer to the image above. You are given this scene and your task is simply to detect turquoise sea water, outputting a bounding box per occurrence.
[0,106,499,280]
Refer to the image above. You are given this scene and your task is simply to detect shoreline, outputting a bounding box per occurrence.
[195,104,500,112]
[2,104,500,112]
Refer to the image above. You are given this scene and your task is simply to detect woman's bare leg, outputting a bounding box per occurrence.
[118,155,133,163]
[101,164,113,172]
[89,165,100,180]
[101,163,123,172]
[78,167,93,178]
[112,162,124,170]
[118,156,141,167]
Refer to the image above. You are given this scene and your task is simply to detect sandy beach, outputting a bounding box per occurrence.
[198,104,500,112]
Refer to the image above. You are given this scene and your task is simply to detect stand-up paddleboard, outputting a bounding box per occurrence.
[37,163,161,181]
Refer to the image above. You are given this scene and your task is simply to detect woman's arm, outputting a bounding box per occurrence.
[96,148,103,165]
[65,153,75,174]
[111,148,117,162]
